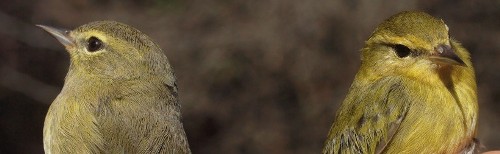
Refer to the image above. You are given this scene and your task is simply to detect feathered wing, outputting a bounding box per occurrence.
[322,77,411,154]
[95,81,191,154]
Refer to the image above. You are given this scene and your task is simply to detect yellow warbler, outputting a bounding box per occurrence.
[38,21,190,153]
[323,11,478,153]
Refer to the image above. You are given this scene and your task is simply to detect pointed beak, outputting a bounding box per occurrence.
[429,44,466,66]
[37,25,75,48]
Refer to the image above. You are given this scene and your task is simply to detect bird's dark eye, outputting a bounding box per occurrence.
[87,36,103,52]
[393,44,411,58]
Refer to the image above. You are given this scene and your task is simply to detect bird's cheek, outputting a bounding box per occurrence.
[403,60,435,76]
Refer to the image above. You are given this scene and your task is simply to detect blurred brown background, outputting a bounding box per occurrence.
[0,0,498,153]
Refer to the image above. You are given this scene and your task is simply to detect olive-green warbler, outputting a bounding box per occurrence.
[322,11,478,153]
[38,21,191,153]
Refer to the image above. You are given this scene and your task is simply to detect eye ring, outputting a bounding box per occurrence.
[87,36,103,52]
[393,44,411,58]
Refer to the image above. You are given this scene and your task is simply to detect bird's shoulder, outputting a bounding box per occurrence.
[323,76,413,154]
[93,79,189,153]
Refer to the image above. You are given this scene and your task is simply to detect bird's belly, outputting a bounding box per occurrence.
[385,90,473,153]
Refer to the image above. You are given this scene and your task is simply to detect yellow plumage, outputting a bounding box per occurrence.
[323,11,478,153]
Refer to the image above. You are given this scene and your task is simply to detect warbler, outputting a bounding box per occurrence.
[38,21,191,153]
[322,11,478,153]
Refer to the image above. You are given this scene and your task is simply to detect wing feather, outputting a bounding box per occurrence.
[323,77,411,154]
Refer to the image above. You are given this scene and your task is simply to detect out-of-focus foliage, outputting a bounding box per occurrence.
[0,0,498,153]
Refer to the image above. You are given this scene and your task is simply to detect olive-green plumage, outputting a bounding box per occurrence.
[322,11,478,153]
[39,21,190,153]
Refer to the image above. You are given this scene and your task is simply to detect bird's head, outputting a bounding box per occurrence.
[359,11,472,85]
[38,21,174,82]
